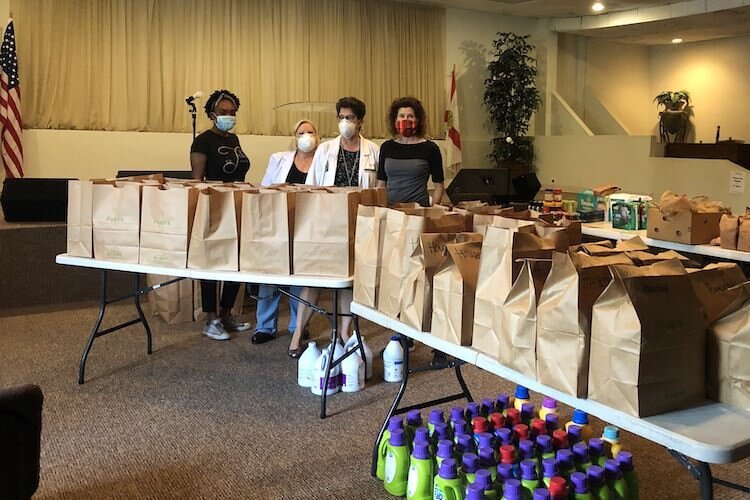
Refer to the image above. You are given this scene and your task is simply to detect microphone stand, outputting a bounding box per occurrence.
[186,98,197,141]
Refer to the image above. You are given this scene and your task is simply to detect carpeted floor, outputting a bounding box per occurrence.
[1,296,749,499]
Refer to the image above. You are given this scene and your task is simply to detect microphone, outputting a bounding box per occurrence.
[185,91,203,104]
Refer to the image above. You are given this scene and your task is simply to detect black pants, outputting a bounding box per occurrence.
[200,280,241,314]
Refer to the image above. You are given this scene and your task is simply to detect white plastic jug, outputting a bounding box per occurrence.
[297,341,321,388]
[341,348,365,393]
[383,336,405,383]
[311,348,340,396]
[330,340,346,389]
[344,335,374,380]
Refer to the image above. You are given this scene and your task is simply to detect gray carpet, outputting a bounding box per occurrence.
[1,296,749,499]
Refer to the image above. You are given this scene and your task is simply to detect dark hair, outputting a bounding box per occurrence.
[387,96,427,137]
[204,89,241,118]
[336,96,366,120]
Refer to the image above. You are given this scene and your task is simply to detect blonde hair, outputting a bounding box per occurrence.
[289,119,319,151]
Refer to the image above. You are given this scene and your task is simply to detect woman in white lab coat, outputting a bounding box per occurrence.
[251,120,319,349]
[289,97,379,358]
[305,96,380,188]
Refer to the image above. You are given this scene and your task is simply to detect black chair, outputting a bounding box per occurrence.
[0,384,43,500]
[116,170,193,179]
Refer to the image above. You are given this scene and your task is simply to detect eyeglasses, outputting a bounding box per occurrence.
[337,114,357,121]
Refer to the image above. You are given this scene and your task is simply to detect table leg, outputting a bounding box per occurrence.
[319,288,339,419]
[78,271,182,384]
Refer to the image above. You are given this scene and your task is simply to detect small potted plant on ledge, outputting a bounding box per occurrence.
[654,90,691,143]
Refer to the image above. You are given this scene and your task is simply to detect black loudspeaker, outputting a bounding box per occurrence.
[512,172,542,202]
[1,178,70,222]
[446,168,512,205]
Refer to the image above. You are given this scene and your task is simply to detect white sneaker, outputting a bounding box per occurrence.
[221,315,252,333]
[203,319,230,341]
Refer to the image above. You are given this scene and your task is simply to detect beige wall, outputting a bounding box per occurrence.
[535,135,750,210]
[445,8,539,169]
[650,35,750,144]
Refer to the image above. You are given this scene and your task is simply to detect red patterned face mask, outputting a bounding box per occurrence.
[396,119,417,137]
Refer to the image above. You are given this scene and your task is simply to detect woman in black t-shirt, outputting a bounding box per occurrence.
[189,89,251,341]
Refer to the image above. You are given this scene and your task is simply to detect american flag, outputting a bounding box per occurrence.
[0,19,22,178]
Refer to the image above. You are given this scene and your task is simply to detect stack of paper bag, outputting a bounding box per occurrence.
[431,239,483,346]
[140,184,198,268]
[707,282,750,409]
[588,260,706,416]
[353,205,389,307]
[536,251,632,397]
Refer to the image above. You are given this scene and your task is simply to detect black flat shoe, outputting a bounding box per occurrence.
[251,332,275,345]
[288,344,307,358]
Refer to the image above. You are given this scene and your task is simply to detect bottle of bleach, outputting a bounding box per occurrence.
[344,335,374,380]
[341,346,364,393]
[310,348,339,396]
[297,340,321,388]
[383,335,405,383]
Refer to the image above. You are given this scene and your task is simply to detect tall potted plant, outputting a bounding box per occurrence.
[483,32,541,172]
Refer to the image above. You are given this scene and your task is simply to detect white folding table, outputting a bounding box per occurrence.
[351,302,750,499]
[55,254,364,418]
[582,221,750,263]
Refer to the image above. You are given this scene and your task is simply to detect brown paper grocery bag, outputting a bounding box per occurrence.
[497,259,547,379]
[139,185,198,268]
[187,187,241,271]
[353,205,389,307]
[688,263,746,324]
[707,282,750,408]
[92,180,141,263]
[293,189,360,277]
[720,214,739,250]
[359,187,388,207]
[401,233,482,332]
[584,236,648,256]
[431,240,482,346]
[67,179,94,257]
[239,189,295,274]
[146,274,196,323]
[377,209,464,316]
[471,226,564,358]
[738,216,750,252]
[536,251,632,397]
[588,260,706,416]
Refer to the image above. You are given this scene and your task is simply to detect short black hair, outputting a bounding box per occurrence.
[387,96,427,137]
[336,96,366,120]
[204,89,240,118]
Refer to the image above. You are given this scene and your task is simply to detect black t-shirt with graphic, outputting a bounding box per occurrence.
[190,130,250,182]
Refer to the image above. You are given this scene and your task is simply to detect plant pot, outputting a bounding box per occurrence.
[659,110,688,135]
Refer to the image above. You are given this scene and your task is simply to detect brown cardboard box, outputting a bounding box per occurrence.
[646,208,721,245]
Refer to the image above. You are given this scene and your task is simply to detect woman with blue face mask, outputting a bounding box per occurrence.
[190,89,252,341]
[190,89,250,182]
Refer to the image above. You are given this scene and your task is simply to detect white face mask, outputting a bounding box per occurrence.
[296,132,316,153]
[338,119,357,140]
[215,115,236,132]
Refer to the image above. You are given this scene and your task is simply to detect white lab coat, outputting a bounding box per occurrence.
[305,135,379,187]
[260,150,296,186]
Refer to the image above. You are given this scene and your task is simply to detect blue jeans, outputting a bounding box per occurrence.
[254,284,301,336]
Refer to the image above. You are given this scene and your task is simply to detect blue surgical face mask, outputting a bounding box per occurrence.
[215,115,236,132]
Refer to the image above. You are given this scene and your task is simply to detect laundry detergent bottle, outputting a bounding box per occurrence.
[407,439,433,500]
[377,415,404,481]
[384,428,410,496]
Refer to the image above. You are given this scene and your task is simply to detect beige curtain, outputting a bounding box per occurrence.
[13,0,445,138]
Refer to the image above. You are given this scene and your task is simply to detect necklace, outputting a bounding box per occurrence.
[339,147,358,186]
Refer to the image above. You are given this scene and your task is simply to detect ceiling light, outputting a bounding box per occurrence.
[592,2,605,12]
[672,38,683,44]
